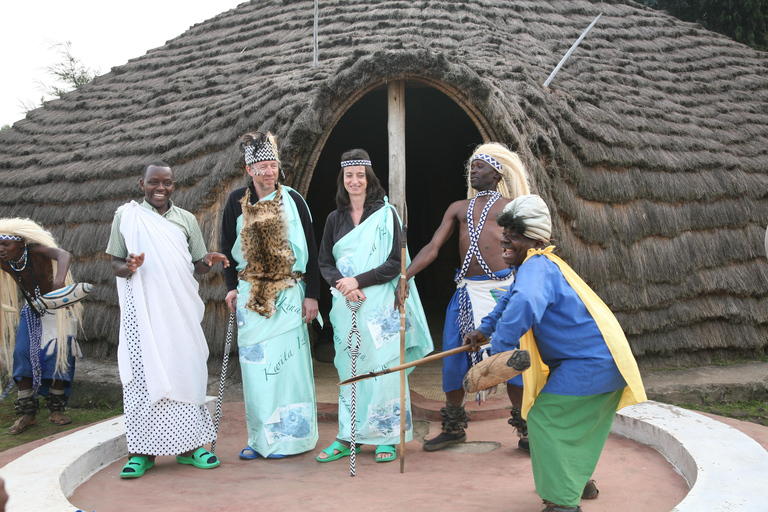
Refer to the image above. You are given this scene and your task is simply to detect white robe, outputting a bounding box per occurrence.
[115,201,209,406]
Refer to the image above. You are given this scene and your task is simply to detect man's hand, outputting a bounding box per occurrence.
[225,289,237,313]
[204,252,230,268]
[126,253,145,273]
[393,279,410,309]
[303,298,319,323]
[463,330,487,352]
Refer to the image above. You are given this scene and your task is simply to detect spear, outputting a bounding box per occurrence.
[211,311,235,454]
[338,341,490,387]
[398,204,407,473]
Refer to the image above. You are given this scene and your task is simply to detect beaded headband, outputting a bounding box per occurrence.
[244,141,278,165]
[472,153,502,172]
[341,159,371,168]
[0,234,23,242]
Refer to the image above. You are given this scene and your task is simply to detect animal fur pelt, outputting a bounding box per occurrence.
[238,185,301,318]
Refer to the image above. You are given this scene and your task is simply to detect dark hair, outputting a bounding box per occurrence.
[142,161,172,179]
[496,209,528,235]
[335,149,386,209]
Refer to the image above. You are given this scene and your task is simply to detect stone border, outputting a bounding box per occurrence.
[611,401,768,511]
[0,397,216,512]
[1,400,767,511]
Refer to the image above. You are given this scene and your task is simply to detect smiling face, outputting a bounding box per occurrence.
[343,165,368,201]
[140,165,175,215]
[501,227,542,268]
[248,160,279,196]
[0,239,25,263]
[469,159,502,192]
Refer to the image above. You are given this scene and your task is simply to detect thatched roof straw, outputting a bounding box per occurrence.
[2,0,768,369]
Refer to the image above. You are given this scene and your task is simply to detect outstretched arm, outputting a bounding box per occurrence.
[394,200,462,307]
[404,201,462,281]
[194,252,230,275]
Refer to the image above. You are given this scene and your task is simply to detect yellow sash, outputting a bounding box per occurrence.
[519,246,647,418]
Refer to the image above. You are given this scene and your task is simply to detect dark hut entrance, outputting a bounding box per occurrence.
[306,84,483,356]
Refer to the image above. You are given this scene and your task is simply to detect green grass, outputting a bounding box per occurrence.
[0,391,123,453]
[674,400,768,427]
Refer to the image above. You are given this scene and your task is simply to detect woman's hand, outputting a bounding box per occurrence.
[335,277,359,296]
[344,289,366,303]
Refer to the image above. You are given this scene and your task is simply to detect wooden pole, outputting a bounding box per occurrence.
[388,80,406,218]
[399,206,407,473]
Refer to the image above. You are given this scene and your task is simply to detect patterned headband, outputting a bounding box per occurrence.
[244,141,278,165]
[472,153,503,172]
[0,234,23,242]
[341,160,372,168]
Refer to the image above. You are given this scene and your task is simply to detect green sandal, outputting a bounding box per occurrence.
[316,440,362,463]
[120,456,154,479]
[375,444,396,463]
[176,447,220,469]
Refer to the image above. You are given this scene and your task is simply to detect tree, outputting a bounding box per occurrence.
[639,0,768,50]
[21,41,100,114]
[41,41,100,99]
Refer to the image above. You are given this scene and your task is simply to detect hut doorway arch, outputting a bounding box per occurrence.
[306,84,484,352]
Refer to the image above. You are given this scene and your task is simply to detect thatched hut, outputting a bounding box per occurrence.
[1,0,767,369]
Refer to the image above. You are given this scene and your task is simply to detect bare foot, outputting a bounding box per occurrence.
[8,415,36,435]
[48,411,72,426]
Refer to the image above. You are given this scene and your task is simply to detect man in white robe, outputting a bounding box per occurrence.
[107,161,229,478]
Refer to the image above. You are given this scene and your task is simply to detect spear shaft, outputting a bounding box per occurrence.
[399,204,407,473]
[338,341,490,387]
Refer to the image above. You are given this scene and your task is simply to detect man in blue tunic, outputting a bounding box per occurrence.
[221,131,320,459]
[464,195,646,512]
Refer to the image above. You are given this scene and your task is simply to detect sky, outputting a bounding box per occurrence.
[0,0,246,127]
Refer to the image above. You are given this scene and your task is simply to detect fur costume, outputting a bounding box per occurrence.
[238,185,302,318]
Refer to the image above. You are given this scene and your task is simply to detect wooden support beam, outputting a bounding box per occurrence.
[388,80,406,218]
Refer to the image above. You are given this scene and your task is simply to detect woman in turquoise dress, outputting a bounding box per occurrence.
[316,149,433,463]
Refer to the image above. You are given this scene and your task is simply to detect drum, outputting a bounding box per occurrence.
[462,349,531,393]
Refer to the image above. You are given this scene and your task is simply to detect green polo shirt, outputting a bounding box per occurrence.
[106,200,207,262]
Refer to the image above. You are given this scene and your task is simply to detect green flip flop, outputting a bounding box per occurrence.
[176,447,220,469]
[120,456,154,479]
[316,440,362,463]
[375,444,396,463]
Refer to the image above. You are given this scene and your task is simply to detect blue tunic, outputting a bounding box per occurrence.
[478,255,626,396]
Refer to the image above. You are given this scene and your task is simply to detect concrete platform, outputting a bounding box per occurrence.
[2,358,768,511]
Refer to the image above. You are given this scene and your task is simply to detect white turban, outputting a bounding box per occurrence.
[501,194,551,242]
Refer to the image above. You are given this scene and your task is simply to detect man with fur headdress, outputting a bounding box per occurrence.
[0,218,83,435]
[464,195,646,512]
[221,131,320,459]
[396,143,531,452]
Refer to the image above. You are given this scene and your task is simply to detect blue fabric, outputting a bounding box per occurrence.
[479,256,625,396]
[442,269,520,392]
[13,307,74,396]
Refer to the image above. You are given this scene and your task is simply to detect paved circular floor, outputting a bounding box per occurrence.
[67,402,689,512]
